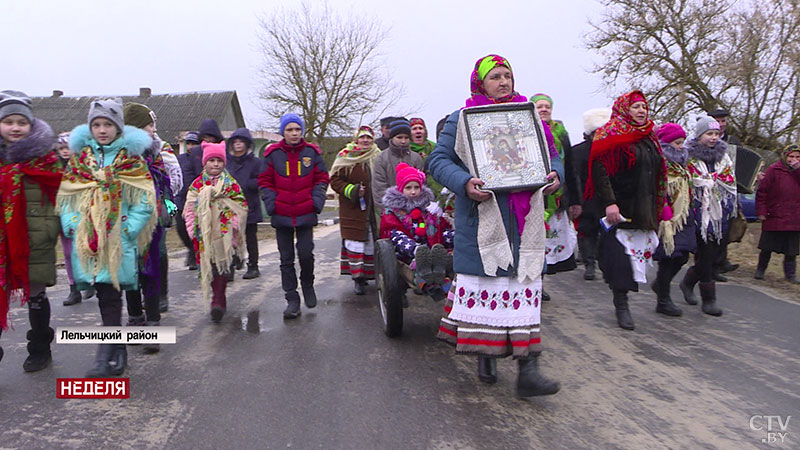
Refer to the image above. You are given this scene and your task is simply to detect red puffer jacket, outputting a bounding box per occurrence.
[258,139,330,228]
[756,161,800,231]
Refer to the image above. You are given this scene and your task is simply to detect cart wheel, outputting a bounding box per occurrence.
[376,239,403,337]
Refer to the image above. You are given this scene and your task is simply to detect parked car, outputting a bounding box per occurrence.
[739,193,757,222]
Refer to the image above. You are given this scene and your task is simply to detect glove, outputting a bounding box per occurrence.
[164,199,178,217]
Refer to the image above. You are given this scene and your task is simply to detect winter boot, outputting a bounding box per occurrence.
[353,278,366,295]
[698,281,723,316]
[783,258,799,284]
[186,250,198,270]
[64,284,82,306]
[612,289,635,330]
[226,265,235,283]
[302,284,317,308]
[516,353,560,397]
[430,244,449,286]
[478,356,497,384]
[126,314,145,346]
[83,286,96,300]
[86,344,115,377]
[283,291,302,319]
[542,289,551,302]
[108,344,128,376]
[159,294,169,313]
[143,321,160,354]
[652,262,682,316]
[233,255,244,271]
[583,261,596,281]
[679,266,699,305]
[24,294,54,372]
[210,276,227,323]
[242,264,261,280]
[414,246,434,285]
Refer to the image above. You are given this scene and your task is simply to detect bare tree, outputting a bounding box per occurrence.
[586,0,800,149]
[256,2,404,143]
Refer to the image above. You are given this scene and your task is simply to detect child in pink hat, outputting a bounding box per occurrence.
[183,141,248,322]
[379,163,453,299]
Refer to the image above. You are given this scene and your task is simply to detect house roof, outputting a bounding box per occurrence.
[31,88,245,145]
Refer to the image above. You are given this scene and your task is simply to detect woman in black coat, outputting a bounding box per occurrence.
[227,128,264,279]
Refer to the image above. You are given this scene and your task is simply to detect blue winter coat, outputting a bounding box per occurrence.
[427,110,564,277]
[60,125,155,291]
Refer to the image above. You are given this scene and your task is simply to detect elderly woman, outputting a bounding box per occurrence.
[427,54,563,397]
[330,126,382,294]
[584,90,668,331]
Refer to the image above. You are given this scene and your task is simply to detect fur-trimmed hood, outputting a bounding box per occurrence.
[0,118,56,163]
[685,138,727,164]
[382,184,435,212]
[660,140,688,166]
[68,124,152,156]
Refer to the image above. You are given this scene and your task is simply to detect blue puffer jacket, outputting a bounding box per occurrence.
[427,110,564,277]
[60,124,155,291]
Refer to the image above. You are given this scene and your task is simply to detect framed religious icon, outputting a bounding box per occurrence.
[462,102,552,191]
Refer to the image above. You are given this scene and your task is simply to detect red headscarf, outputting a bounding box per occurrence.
[584,90,664,200]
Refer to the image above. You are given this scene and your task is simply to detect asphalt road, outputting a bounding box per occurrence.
[0,224,797,449]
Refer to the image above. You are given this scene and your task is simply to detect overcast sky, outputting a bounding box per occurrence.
[1,0,613,143]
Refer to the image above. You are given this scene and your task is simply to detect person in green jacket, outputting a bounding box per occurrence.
[0,90,62,371]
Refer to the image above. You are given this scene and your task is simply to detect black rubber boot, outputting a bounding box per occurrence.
[86,344,114,377]
[143,321,160,354]
[652,261,682,316]
[516,353,560,397]
[108,344,128,375]
[353,279,366,295]
[679,266,699,305]
[283,291,302,319]
[186,250,198,270]
[64,284,82,306]
[83,287,96,300]
[159,295,169,313]
[478,356,497,384]
[542,289,551,302]
[783,257,799,284]
[302,285,317,308]
[583,261,596,281]
[699,281,723,316]
[24,294,53,372]
[612,289,635,330]
[243,264,260,280]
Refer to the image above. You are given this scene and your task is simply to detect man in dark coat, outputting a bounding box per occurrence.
[569,108,611,280]
[227,127,264,279]
[374,116,397,150]
[708,108,740,278]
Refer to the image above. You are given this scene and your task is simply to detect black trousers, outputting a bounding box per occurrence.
[246,223,259,266]
[95,283,123,327]
[175,211,194,252]
[695,239,722,283]
[275,226,315,293]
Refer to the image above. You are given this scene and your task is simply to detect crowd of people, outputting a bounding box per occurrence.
[1,52,798,397]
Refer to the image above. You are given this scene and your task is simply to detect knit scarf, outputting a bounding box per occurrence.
[410,139,436,158]
[57,146,157,291]
[454,106,545,283]
[465,54,528,107]
[658,143,693,256]
[189,170,247,304]
[0,151,62,330]
[546,120,569,159]
[329,142,381,177]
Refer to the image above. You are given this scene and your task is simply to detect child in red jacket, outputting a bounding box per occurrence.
[380,163,453,297]
[258,114,330,319]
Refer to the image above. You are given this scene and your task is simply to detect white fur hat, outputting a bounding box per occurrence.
[583,108,612,135]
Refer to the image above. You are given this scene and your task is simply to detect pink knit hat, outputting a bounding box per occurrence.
[395,162,425,190]
[656,122,686,144]
[202,141,227,166]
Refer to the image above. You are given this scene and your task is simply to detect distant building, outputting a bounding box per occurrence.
[31,87,246,153]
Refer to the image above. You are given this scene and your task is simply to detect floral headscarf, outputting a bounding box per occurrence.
[329,126,381,176]
[781,144,800,170]
[465,54,527,107]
